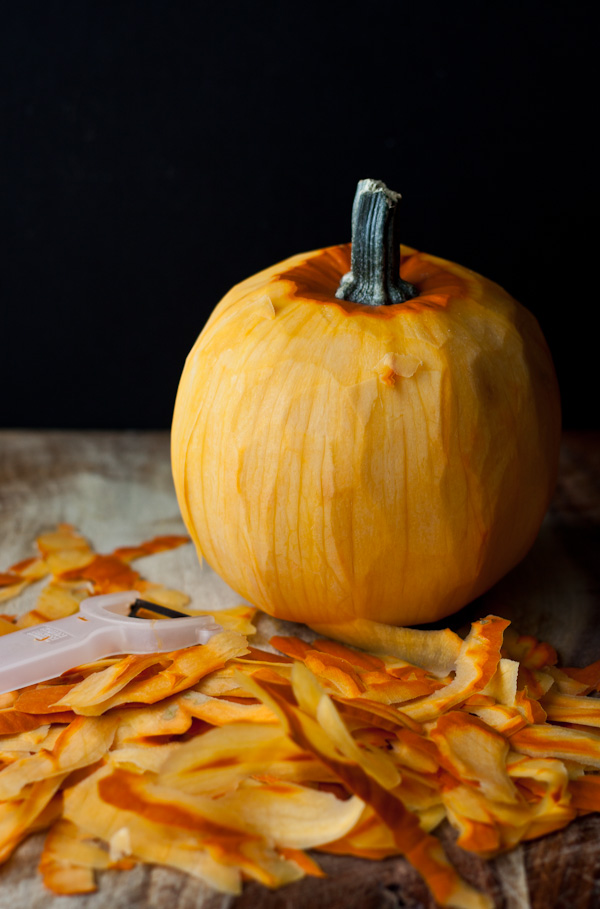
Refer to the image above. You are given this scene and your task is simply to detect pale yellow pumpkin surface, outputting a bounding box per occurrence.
[171,244,560,627]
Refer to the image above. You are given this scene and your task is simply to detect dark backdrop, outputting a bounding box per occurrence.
[1,1,596,430]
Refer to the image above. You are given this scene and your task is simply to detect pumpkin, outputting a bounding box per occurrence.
[171,179,560,630]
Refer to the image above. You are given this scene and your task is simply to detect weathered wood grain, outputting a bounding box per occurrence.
[0,429,599,909]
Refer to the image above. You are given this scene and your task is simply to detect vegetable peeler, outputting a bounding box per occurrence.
[0,590,223,696]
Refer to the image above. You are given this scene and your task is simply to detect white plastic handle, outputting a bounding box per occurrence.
[0,591,223,696]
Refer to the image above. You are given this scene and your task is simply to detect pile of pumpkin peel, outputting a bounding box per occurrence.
[1,526,599,909]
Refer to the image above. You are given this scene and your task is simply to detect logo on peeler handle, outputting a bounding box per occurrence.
[25,625,73,643]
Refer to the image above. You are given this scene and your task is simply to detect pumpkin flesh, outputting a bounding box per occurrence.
[171,243,560,627]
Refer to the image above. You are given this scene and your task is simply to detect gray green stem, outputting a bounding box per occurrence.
[336,179,417,306]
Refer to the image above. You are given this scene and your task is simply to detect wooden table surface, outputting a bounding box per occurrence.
[0,429,599,909]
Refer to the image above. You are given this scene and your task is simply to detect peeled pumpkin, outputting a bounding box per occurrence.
[171,180,560,630]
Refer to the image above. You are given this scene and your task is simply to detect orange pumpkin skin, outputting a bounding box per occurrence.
[171,244,560,627]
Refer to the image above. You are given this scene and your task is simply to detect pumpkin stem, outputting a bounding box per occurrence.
[336,179,417,306]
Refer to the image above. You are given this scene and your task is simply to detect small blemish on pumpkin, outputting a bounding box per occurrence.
[374,353,422,386]
[254,295,276,319]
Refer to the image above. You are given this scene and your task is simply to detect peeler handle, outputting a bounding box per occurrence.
[0,591,223,696]
[0,611,124,695]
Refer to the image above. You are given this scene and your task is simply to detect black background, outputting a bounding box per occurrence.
[1,0,596,430]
